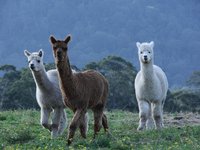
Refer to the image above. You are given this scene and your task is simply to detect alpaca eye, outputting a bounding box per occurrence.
[28,61,31,64]
[148,51,151,54]
[37,60,40,63]
[140,51,143,54]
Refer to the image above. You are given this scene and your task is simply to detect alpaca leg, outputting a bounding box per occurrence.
[137,100,150,131]
[93,105,104,138]
[102,113,109,132]
[58,109,67,135]
[152,102,163,129]
[51,108,62,138]
[79,112,89,138]
[146,103,154,129]
[68,109,85,145]
[161,99,166,127]
[41,107,52,131]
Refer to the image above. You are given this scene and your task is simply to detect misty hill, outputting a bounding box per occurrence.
[0,0,200,86]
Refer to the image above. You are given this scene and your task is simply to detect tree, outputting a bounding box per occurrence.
[165,90,182,113]
[186,71,200,88]
[0,65,21,110]
[164,71,200,113]
[171,88,200,112]
[0,64,16,72]
[0,67,37,110]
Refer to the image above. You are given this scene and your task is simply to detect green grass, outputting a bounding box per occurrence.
[0,110,200,150]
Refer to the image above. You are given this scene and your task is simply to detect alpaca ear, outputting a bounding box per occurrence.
[24,50,31,57]
[150,41,154,48]
[136,42,141,49]
[38,49,43,57]
[50,35,57,44]
[64,35,71,44]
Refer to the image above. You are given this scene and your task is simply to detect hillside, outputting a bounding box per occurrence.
[0,110,200,149]
[0,0,200,86]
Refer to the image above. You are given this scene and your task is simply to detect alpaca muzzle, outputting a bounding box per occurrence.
[144,55,148,61]
[57,50,63,61]
[143,55,149,63]
[30,64,35,70]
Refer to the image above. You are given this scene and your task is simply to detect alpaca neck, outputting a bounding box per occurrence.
[56,57,76,98]
[140,61,155,81]
[32,67,52,91]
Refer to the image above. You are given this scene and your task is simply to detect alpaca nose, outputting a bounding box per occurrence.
[30,64,35,70]
[144,55,148,60]
[57,50,62,56]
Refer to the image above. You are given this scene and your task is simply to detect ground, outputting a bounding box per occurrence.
[164,112,200,127]
[0,110,200,150]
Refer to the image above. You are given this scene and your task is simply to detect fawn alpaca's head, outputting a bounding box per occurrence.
[136,41,154,64]
[50,35,71,62]
[24,49,44,71]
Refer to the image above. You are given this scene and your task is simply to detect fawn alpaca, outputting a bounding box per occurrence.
[50,35,109,144]
[24,49,67,138]
[135,41,168,130]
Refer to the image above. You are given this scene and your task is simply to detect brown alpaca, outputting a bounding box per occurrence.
[50,34,109,145]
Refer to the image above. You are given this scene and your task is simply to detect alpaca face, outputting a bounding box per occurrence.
[136,41,154,64]
[24,49,44,71]
[50,35,71,62]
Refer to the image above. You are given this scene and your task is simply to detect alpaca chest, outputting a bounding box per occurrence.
[135,80,163,102]
[36,89,64,108]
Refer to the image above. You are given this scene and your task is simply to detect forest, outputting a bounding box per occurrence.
[0,55,200,112]
[0,0,200,86]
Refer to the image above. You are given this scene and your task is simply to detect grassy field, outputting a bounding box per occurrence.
[0,109,200,150]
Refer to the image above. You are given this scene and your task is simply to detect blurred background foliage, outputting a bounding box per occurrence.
[1,56,200,112]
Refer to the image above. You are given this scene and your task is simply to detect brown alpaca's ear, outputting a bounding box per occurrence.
[64,35,71,44]
[50,35,57,44]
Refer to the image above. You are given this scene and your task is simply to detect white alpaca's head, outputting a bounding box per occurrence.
[24,49,44,71]
[136,41,154,64]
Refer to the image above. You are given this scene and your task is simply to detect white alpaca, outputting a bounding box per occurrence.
[135,41,168,130]
[24,49,68,138]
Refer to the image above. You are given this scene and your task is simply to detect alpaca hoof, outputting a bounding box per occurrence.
[105,130,111,138]
[105,128,109,132]
[81,134,87,139]
[42,123,52,132]
[67,138,73,145]
[51,131,58,139]
[155,125,163,130]
[57,130,62,135]
[155,122,164,130]
[58,127,65,135]
[137,126,145,131]
[105,128,110,137]
[51,127,59,139]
